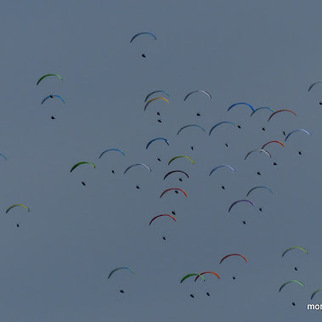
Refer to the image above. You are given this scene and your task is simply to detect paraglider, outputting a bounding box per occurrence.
[70,161,96,173]
[282,247,308,257]
[145,90,170,102]
[124,163,151,174]
[130,32,157,43]
[311,289,322,300]
[37,74,63,85]
[0,153,7,161]
[180,273,206,283]
[209,121,236,136]
[261,141,285,150]
[163,170,189,180]
[41,95,65,104]
[209,165,236,176]
[244,148,271,160]
[279,280,304,292]
[184,90,212,101]
[149,214,176,225]
[227,102,254,112]
[220,254,248,264]
[99,149,125,159]
[177,124,206,135]
[194,271,220,281]
[250,107,274,116]
[284,129,311,142]
[228,200,254,212]
[160,188,188,198]
[6,204,30,214]
[308,81,322,92]
[168,155,195,165]
[146,138,169,149]
[144,97,169,111]
[246,186,273,197]
[267,109,296,122]
[108,267,135,279]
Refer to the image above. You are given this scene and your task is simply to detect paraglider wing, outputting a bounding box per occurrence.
[180,273,205,283]
[163,170,190,180]
[108,267,135,279]
[311,289,322,300]
[37,74,63,85]
[261,141,285,149]
[160,188,188,198]
[246,186,273,197]
[227,102,254,112]
[124,163,152,174]
[308,81,322,92]
[177,124,206,135]
[244,148,271,160]
[0,153,7,160]
[99,149,125,159]
[70,161,96,173]
[250,107,274,116]
[279,280,304,292]
[41,95,65,104]
[130,32,157,43]
[168,155,195,165]
[184,90,212,101]
[194,271,220,281]
[146,138,169,149]
[281,247,308,257]
[228,200,254,212]
[149,214,176,225]
[144,97,169,111]
[209,121,236,136]
[285,129,311,142]
[220,254,248,264]
[6,204,30,214]
[209,165,236,176]
[145,90,169,102]
[267,109,296,122]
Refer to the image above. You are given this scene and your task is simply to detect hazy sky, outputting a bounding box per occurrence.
[0,0,322,321]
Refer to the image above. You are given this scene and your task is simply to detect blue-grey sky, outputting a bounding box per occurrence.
[0,0,322,321]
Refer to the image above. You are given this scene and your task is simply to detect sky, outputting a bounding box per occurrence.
[0,0,322,321]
